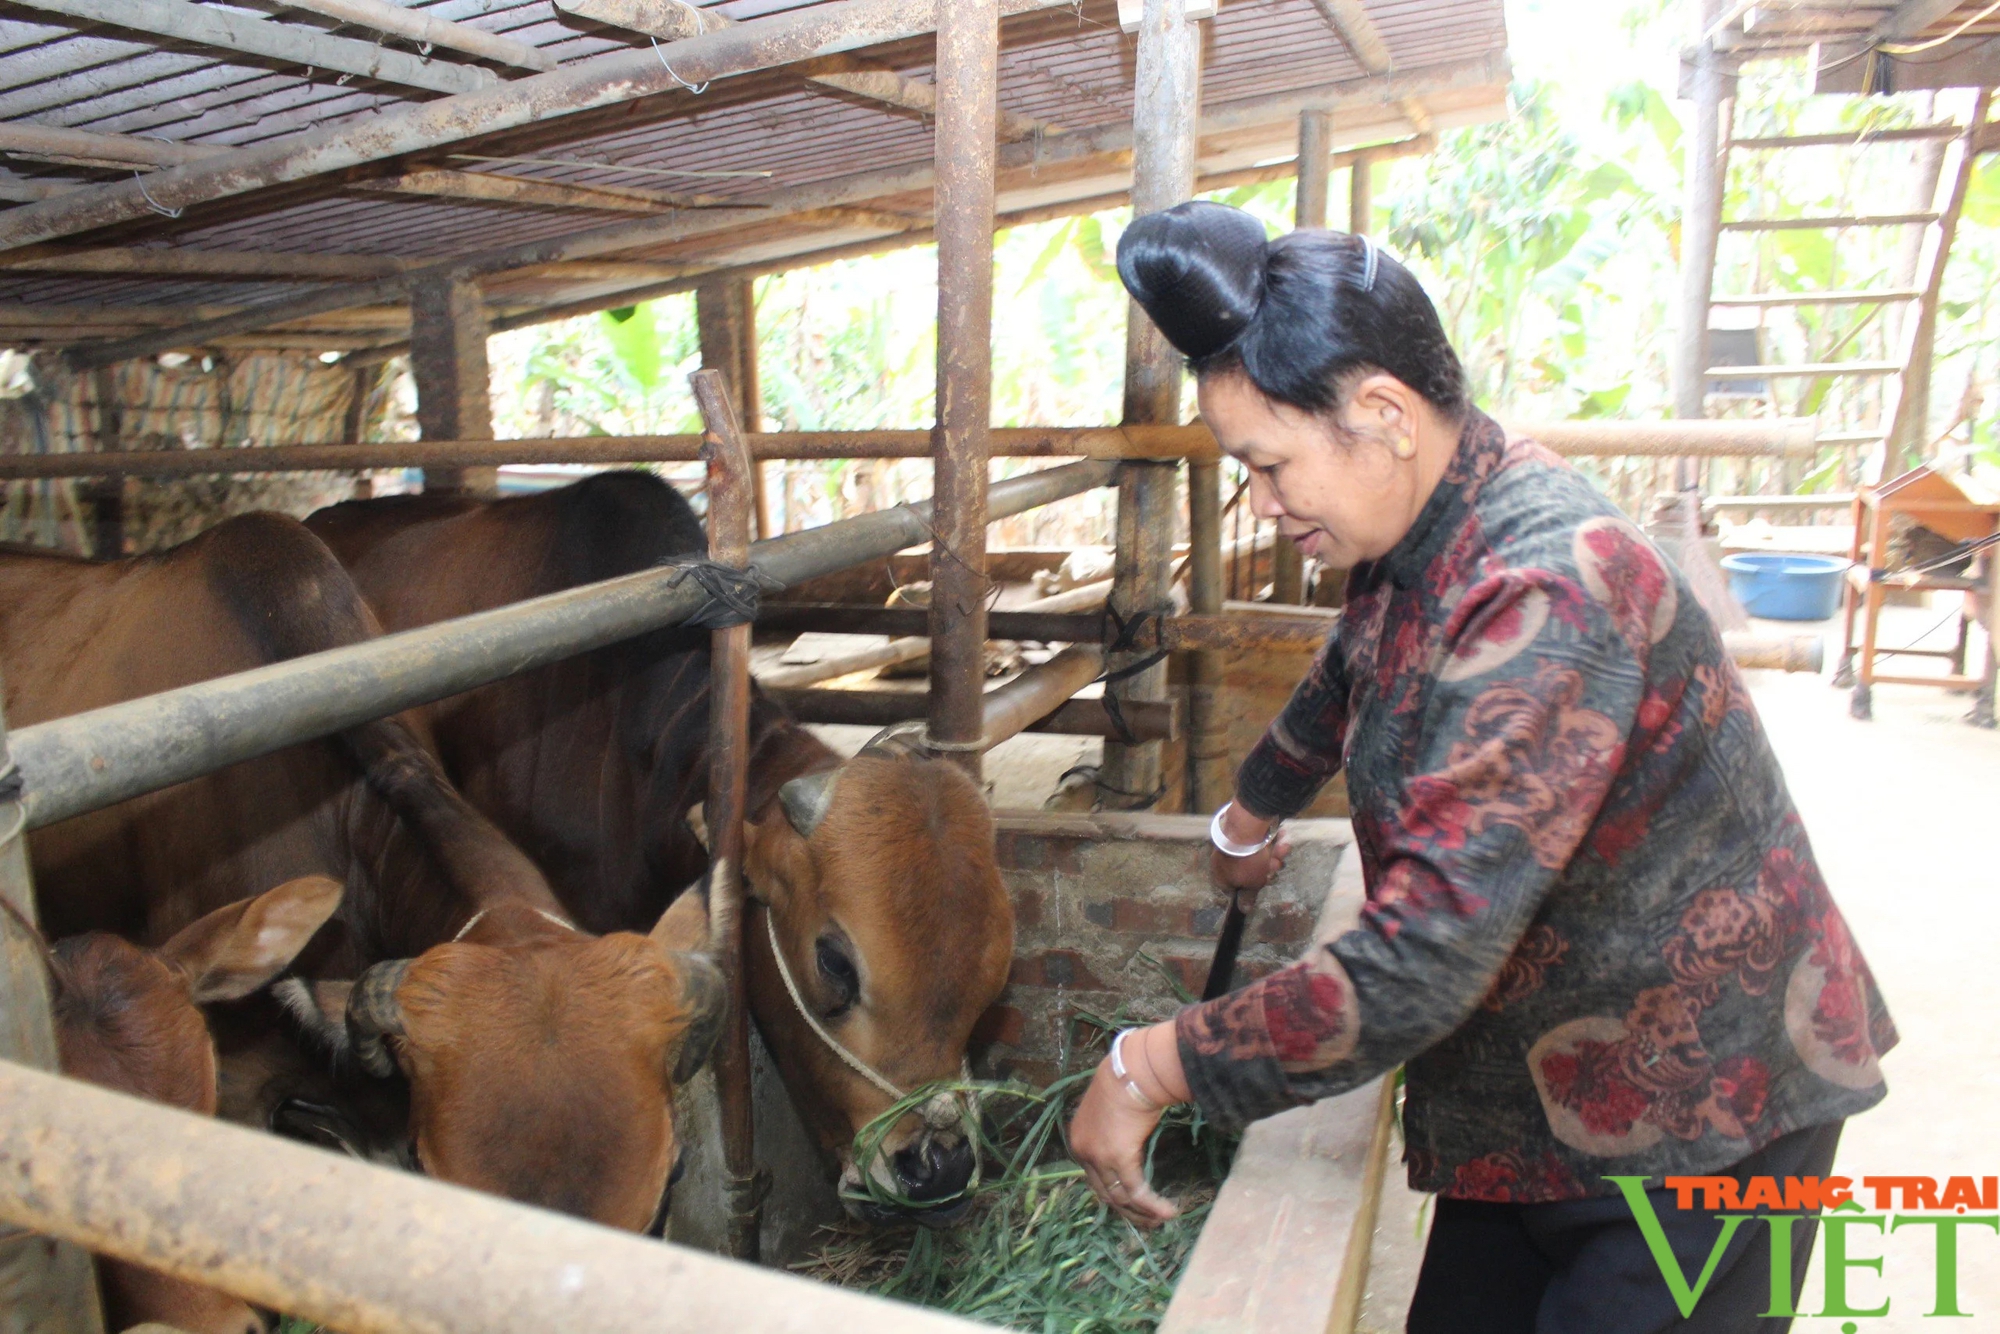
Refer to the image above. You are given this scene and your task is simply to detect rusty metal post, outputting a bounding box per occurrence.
[409,273,498,496]
[688,368,760,1261]
[1102,0,1202,809]
[0,674,106,1334]
[926,0,999,779]
[697,278,770,539]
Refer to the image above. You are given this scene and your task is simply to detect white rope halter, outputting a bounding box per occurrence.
[762,906,967,1130]
[452,906,576,942]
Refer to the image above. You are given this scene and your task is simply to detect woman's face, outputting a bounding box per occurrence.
[1197,371,1437,571]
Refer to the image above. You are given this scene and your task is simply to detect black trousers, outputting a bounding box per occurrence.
[1407,1122,1843,1334]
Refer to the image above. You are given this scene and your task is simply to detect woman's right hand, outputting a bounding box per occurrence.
[1210,801,1290,908]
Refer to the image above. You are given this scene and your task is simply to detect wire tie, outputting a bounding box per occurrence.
[133,173,183,219]
[651,37,710,94]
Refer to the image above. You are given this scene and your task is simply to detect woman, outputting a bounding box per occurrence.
[1067,202,1895,1333]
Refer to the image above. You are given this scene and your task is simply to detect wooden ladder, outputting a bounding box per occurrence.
[1700,90,1992,482]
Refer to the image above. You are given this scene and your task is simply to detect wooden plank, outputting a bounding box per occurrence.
[1731,127,1956,149]
[1711,287,1922,306]
[1307,0,1393,74]
[10,0,496,95]
[1705,361,1903,377]
[1721,212,1937,230]
[277,0,555,72]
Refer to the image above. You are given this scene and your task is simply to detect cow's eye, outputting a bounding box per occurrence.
[815,936,859,1018]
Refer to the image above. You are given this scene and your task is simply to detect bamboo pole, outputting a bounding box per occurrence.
[927,0,1000,779]
[0,419,1822,482]
[0,1061,979,1334]
[689,369,760,1262]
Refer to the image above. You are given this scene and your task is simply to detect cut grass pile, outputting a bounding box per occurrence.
[798,1067,1238,1332]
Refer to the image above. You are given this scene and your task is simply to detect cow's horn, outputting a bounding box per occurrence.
[858,720,926,759]
[777,770,839,838]
[345,958,412,1079]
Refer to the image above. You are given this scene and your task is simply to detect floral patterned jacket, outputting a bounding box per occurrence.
[1176,409,1894,1203]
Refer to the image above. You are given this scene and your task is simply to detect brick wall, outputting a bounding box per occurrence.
[975,813,1352,1088]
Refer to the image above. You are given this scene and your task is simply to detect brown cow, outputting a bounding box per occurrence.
[1,514,723,1230]
[306,474,1014,1218]
[37,874,342,1334]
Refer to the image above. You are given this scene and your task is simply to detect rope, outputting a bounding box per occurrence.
[661,557,781,631]
[452,905,575,942]
[1095,603,1172,745]
[765,905,905,1100]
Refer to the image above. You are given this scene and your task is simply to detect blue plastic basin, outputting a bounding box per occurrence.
[1719,552,1849,621]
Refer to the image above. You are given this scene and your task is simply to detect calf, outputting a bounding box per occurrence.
[39,875,341,1334]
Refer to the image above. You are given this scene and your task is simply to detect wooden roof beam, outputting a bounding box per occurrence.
[0,0,1081,252]
[554,0,1064,140]
[275,0,556,73]
[0,122,219,170]
[57,53,1508,367]
[0,246,413,281]
[8,0,497,96]
[355,169,731,214]
[1873,0,1967,41]
[1307,0,1393,75]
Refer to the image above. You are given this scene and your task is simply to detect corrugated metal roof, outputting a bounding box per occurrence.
[0,0,1510,353]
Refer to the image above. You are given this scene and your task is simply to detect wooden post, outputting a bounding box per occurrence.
[81,366,123,559]
[0,672,108,1334]
[687,368,759,1260]
[926,0,999,779]
[697,278,770,538]
[1672,0,1729,490]
[1347,150,1372,235]
[1102,0,1202,809]
[409,274,498,496]
[1267,109,1334,609]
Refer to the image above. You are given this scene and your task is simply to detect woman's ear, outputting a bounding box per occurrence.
[1341,372,1417,444]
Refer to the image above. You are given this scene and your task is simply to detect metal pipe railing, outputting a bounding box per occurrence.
[0,1059,980,1334]
[12,459,1120,830]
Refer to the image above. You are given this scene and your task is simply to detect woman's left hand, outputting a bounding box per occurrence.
[1070,1057,1179,1228]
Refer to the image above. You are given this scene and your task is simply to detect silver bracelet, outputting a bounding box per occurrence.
[1109,1029,1163,1111]
[1209,801,1277,858]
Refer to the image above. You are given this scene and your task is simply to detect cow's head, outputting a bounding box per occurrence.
[742,744,1013,1223]
[303,894,723,1231]
[51,875,342,1334]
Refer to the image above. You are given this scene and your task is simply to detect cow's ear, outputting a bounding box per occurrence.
[159,876,344,1004]
[650,888,709,954]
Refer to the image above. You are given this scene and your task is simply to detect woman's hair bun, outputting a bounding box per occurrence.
[1116,200,1270,362]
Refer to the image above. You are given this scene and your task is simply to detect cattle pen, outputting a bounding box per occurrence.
[0,1,1905,1332]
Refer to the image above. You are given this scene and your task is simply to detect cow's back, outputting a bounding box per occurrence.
[3,514,549,957]
[307,473,771,934]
